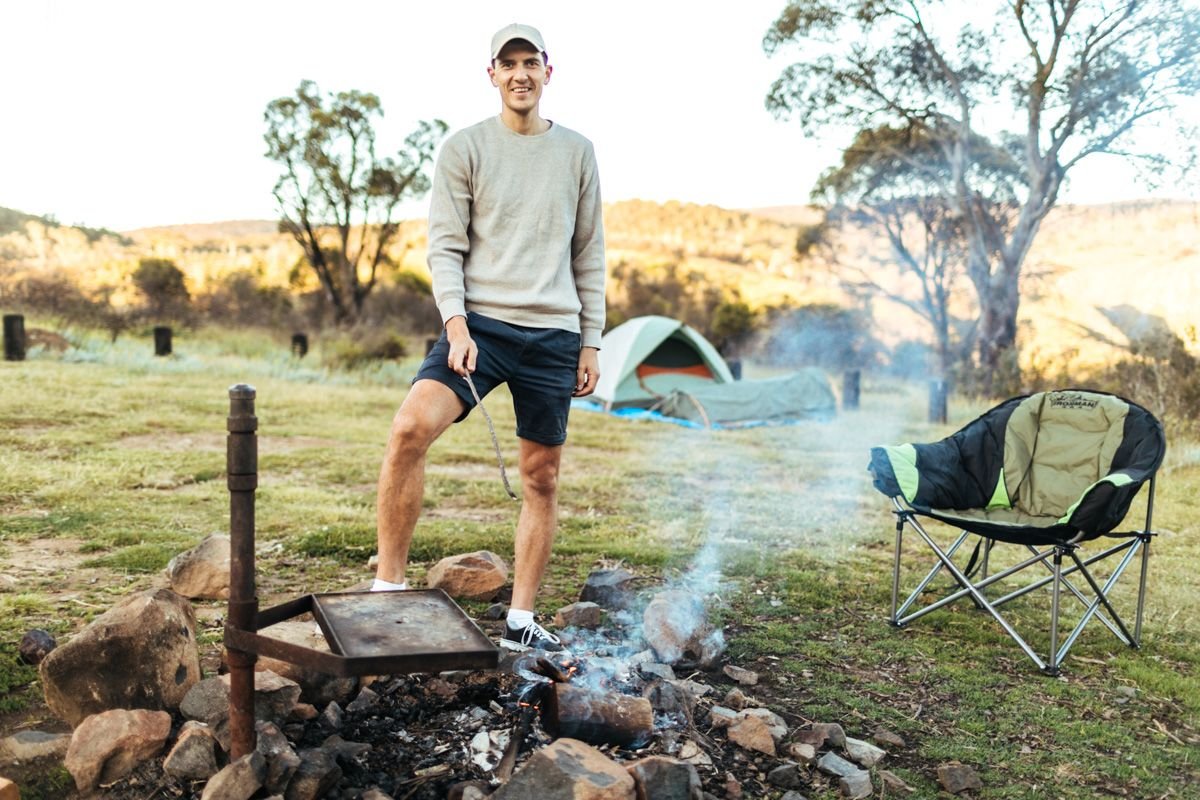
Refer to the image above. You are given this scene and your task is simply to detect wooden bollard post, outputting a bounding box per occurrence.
[3,315,26,361]
[226,384,259,759]
[928,378,948,424]
[153,326,173,356]
[291,332,308,358]
[842,370,861,410]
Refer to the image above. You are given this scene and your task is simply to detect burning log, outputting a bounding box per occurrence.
[543,683,654,747]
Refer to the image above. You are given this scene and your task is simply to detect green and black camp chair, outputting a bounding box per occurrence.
[868,390,1165,674]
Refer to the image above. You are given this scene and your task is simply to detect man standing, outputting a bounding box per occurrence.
[371,23,605,653]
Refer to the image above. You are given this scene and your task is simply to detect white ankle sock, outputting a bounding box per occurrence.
[507,609,534,628]
[372,578,408,591]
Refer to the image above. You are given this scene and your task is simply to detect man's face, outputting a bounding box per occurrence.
[488,41,551,115]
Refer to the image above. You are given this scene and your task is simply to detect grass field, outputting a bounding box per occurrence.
[1,325,1197,799]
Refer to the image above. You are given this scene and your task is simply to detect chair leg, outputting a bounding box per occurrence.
[1045,548,1064,676]
[1134,533,1151,646]
[1055,541,1143,664]
[891,515,903,625]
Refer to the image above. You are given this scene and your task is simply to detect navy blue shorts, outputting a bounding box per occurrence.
[414,312,581,446]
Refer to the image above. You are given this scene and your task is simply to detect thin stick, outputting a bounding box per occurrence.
[463,373,518,500]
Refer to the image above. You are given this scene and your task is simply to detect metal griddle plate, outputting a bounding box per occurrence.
[312,589,498,673]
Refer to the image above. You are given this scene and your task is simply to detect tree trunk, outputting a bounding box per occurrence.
[976,278,1021,396]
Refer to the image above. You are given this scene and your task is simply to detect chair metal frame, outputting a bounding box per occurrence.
[888,477,1157,675]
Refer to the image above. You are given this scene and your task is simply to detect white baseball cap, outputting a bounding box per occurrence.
[490,23,547,60]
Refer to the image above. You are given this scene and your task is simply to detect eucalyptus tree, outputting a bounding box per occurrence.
[765,0,1200,392]
[264,81,446,324]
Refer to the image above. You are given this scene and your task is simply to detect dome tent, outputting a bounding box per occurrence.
[592,315,734,410]
[588,315,836,427]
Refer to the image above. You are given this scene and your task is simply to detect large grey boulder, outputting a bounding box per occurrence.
[40,588,201,726]
[166,533,231,600]
[64,709,171,792]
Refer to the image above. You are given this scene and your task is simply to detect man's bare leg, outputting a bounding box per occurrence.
[510,439,563,612]
[375,380,465,585]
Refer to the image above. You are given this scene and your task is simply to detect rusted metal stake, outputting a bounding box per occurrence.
[226,384,259,759]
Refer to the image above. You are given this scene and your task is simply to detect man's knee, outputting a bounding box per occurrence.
[519,446,561,497]
[385,409,442,464]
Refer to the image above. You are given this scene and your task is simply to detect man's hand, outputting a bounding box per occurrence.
[445,316,477,377]
[573,347,600,397]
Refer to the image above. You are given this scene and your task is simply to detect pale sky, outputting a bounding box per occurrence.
[1,0,1195,232]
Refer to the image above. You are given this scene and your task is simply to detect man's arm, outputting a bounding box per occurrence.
[427,136,472,326]
[571,144,606,350]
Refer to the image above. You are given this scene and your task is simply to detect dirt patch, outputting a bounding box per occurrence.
[115,432,345,455]
[0,537,90,577]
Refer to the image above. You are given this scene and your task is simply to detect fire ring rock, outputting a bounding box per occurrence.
[39,588,201,726]
[165,533,231,600]
[492,737,636,800]
[425,550,509,601]
[64,709,172,792]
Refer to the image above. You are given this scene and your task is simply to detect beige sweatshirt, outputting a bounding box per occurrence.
[426,116,606,348]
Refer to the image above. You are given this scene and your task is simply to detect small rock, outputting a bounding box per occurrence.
[321,734,372,765]
[0,730,70,762]
[677,740,712,767]
[447,782,488,800]
[639,662,676,681]
[797,721,845,749]
[723,688,748,710]
[780,793,809,800]
[579,568,638,609]
[163,724,219,780]
[64,709,172,792]
[723,772,743,799]
[844,736,886,767]
[937,762,983,794]
[257,722,300,794]
[345,686,379,713]
[626,755,703,800]
[873,728,906,748]
[286,749,342,800]
[292,703,318,721]
[482,603,507,620]
[554,601,604,629]
[18,630,56,665]
[816,752,860,779]
[166,533,231,600]
[879,770,914,793]
[708,706,738,729]
[425,551,508,601]
[840,770,872,799]
[492,738,634,799]
[321,701,344,730]
[727,715,776,756]
[723,665,759,686]
[739,707,787,741]
[768,763,803,789]
[786,742,816,763]
[200,750,265,800]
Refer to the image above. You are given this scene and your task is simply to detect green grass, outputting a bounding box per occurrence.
[1,325,1198,798]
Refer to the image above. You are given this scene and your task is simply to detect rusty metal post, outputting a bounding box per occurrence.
[154,326,172,356]
[226,384,259,758]
[291,332,308,358]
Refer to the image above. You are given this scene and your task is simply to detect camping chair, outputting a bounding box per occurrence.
[868,390,1165,675]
